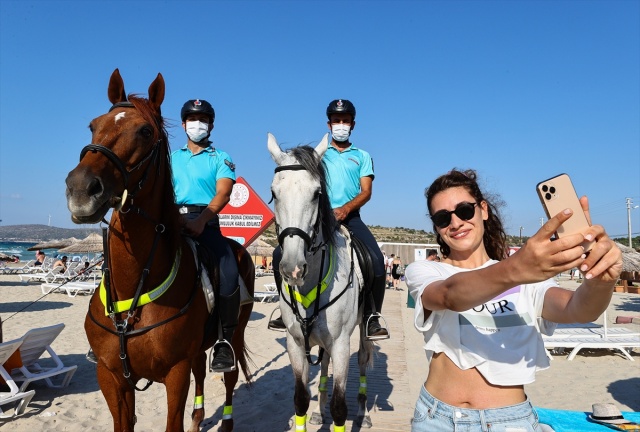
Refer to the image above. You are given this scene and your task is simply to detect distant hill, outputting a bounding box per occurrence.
[0,224,101,242]
[0,223,528,247]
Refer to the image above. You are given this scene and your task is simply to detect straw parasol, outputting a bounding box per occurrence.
[245,238,275,257]
[27,237,79,251]
[615,242,640,280]
[58,233,103,254]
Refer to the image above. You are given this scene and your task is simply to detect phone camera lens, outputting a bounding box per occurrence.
[545,193,552,200]
[549,187,555,194]
[542,185,548,192]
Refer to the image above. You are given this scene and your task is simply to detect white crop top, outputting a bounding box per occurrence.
[405,259,557,386]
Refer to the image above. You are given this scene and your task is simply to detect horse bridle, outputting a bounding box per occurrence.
[273,164,325,254]
[78,102,163,213]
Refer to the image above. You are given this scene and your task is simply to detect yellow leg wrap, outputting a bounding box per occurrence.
[222,405,233,421]
[333,424,346,432]
[359,375,367,395]
[295,414,307,431]
[193,395,204,410]
[318,375,328,392]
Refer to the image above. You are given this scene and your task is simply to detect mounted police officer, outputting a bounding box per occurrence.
[171,99,239,372]
[270,99,389,340]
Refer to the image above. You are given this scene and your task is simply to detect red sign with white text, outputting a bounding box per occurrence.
[219,177,274,247]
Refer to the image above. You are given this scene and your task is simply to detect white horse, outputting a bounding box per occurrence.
[267,133,374,431]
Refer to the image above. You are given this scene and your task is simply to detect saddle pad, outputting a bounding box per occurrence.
[185,238,252,312]
[535,407,640,432]
[339,225,364,290]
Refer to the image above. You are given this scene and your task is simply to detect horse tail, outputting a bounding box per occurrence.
[235,301,255,385]
[229,239,256,384]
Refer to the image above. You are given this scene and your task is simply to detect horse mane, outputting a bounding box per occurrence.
[127,94,180,248]
[288,146,338,246]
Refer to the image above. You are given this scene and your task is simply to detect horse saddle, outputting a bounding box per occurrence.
[184,238,252,314]
[342,227,375,298]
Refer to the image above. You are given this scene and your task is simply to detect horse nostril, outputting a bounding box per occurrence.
[87,177,103,197]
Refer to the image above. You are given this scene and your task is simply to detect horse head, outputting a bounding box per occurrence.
[268,133,335,286]
[65,68,166,224]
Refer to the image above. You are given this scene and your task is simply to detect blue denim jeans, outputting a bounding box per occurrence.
[412,386,541,432]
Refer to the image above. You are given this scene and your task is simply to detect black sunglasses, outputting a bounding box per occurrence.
[430,202,478,229]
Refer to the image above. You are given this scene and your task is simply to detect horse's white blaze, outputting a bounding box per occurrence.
[115,112,126,122]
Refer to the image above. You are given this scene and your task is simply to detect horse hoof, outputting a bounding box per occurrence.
[356,415,372,428]
[309,412,324,425]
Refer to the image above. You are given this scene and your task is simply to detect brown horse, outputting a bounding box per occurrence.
[65,69,254,432]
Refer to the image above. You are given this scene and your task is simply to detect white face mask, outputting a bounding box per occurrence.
[331,124,351,142]
[185,121,210,142]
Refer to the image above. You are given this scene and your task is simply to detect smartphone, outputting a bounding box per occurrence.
[536,173,594,251]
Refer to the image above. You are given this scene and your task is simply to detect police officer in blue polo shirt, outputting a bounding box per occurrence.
[171,99,239,373]
[270,99,389,340]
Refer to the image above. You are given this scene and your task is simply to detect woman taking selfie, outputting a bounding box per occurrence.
[406,169,621,432]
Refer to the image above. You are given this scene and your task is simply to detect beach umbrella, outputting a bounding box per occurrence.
[245,238,275,257]
[27,237,79,251]
[58,233,103,253]
[615,242,640,273]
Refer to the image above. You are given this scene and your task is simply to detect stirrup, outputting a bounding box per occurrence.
[365,313,390,341]
[209,339,237,373]
[267,306,286,332]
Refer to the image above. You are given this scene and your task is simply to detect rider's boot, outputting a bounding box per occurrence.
[268,270,286,330]
[210,287,240,373]
[364,275,389,341]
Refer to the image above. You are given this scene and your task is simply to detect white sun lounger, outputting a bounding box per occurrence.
[544,310,640,360]
[253,292,279,303]
[543,335,640,361]
[0,339,35,418]
[41,281,98,297]
[9,323,78,392]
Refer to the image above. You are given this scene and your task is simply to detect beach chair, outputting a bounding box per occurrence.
[40,281,97,297]
[544,310,640,361]
[0,339,35,418]
[253,291,279,303]
[9,323,77,392]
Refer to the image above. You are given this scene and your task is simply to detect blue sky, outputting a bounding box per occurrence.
[0,0,638,240]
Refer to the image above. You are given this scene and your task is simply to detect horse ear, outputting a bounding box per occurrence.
[267,133,285,164]
[314,133,329,158]
[107,68,127,105]
[148,73,165,113]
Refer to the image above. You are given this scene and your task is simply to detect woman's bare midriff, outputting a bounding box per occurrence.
[425,352,526,409]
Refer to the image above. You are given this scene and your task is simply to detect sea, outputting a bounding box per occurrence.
[0,241,63,262]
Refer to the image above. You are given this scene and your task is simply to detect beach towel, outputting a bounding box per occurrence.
[536,408,640,432]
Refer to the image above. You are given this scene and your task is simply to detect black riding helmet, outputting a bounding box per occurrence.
[181,99,215,122]
[326,99,356,120]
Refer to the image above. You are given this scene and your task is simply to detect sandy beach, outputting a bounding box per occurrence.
[0,271,638,431]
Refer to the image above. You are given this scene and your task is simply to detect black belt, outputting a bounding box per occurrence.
[177,205,208,214]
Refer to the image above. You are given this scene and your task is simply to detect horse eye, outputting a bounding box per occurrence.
[313,190,321,200]
[140,126,152,138]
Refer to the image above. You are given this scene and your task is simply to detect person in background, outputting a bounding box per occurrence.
[34,250,45,266]
[427,249,438,261]
[386,253,394,288]
[406,169,621,431]
[52,256,68,273]
[391,255,403,290]
[171,98,239,373]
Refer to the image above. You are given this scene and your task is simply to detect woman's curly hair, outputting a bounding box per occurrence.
[425,169,508,261]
